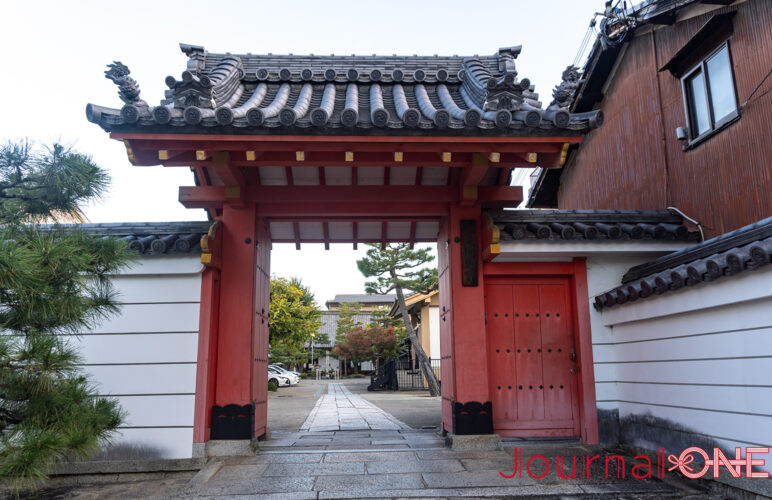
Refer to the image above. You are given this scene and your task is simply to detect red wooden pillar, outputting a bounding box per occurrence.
[193,265,220,445]
[438,203,492,435]
[195,204,268,441]
[571,257,599,444]
[437,217,454,433]
[252,216,271,438]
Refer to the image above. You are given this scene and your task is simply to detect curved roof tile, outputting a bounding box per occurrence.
[88,43,603,136]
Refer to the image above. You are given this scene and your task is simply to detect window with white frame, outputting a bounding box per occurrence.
[681,41,739,142]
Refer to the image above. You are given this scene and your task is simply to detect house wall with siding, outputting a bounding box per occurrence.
[590,261,772,472]
[71,256,202,459]
[559,0,772,238]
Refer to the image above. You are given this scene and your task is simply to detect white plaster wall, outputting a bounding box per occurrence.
[597,264,772,472]
[68,255,202,459]
[586,255,656,415]
[429,306,440,360]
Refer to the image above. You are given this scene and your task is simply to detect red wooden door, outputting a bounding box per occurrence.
[485,277,580,437]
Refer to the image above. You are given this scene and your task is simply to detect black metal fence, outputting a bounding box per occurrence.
[368,356,441,391]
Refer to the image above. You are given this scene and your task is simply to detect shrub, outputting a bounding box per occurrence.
[350,373,365,378]
[300,372,308,379]
[268,381,279,392]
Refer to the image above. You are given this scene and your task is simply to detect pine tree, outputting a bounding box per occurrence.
[0,141,131,492]
[357,244,440,396]
[332,302,362,374]
[334,301,362,347]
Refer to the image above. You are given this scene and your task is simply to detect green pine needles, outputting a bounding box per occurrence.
[0,141,132,493]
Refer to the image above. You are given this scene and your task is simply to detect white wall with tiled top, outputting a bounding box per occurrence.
[70,255,202,459]
[592,261,772,472]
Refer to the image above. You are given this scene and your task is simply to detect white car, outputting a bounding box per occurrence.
[269,365,300,385]
[268,368,292,387]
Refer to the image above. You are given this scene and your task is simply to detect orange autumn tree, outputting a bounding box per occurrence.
[333,325,399,373]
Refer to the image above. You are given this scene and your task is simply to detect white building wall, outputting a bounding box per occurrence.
[429,306,440,360]
[69,255,202,459]
[594,263,772,472]
[585,255,654,433]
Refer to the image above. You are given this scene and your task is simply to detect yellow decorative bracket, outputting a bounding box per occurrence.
[200,220,223,269]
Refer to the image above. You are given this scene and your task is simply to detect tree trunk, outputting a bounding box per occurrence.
[391,270,441,396]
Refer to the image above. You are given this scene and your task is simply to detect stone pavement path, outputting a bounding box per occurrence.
[35,382,718,499]
[300,382,411,432]
[177,433,715,499]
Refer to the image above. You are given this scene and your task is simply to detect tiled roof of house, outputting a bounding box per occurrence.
[490,209,697,242]
[87,43,603,137]
[313,311,375,349]
[40,221,211,256]
[594,216,772,310]
[328,294,396,305]
[527,0,732,208]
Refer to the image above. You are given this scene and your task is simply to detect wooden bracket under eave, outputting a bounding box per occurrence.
[123,140,137,166]
[559,142,570,167]
[200,220,223,269]
[460,185,478,206]
[482,213,501,263]
[460,153,489,206]
[224,185,245,207]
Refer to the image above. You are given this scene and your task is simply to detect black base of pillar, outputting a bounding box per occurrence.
[211,403,254,440]
[452,400,493,435]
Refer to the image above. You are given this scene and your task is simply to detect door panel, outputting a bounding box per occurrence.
[539,284,575,423]
[485,277,579,436]
[513,285,544,422]
[485,284,517,426]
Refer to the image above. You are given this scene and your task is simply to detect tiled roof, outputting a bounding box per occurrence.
[313,311,376,348]
[41,221,211,256]
[328,294,396,305]
[594,216,772,310]
[490,209,697,242]
[87,44,603,137]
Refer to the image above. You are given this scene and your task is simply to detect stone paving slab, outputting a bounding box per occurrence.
[423,470,538,488]
[300,383,411,432]
[323,451,419,463]
[365,459,465,474]
[316,484,589,499]
[227,453,324,464]
[313,472,425,491]
[195,493,318,500]
[263,462,365,476]
[200,476,315,496]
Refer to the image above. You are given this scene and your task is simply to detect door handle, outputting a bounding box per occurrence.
[570,348,576,362]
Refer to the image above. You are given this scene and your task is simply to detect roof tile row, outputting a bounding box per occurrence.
[595,216,772,310]
[88,44,602,136]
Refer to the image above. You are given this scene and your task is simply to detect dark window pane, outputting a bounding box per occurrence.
[686,70,710,137]
[706,46,736,122]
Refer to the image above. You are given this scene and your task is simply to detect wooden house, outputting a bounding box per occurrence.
[529,0,772,239]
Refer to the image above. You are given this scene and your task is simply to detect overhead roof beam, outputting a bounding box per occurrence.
[179,185,522,209]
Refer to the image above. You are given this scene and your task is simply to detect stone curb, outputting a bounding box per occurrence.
[179,460,224,496]
[52,457,205,475]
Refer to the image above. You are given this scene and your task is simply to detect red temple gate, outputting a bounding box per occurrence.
[88,43,602,451]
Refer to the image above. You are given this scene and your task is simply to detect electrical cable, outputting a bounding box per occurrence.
[743,67,772,108]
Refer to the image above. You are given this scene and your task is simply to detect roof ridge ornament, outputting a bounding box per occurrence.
[104,62,149,124]
[180,43,207,74]
[550,65,584,109]
[104,62,145,105]
[486,49,531,113]
[166,70,215,110]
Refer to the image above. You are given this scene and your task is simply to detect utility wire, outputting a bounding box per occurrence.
[743,67,772,108]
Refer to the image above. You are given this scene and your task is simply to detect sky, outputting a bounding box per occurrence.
[0,0,603,305]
